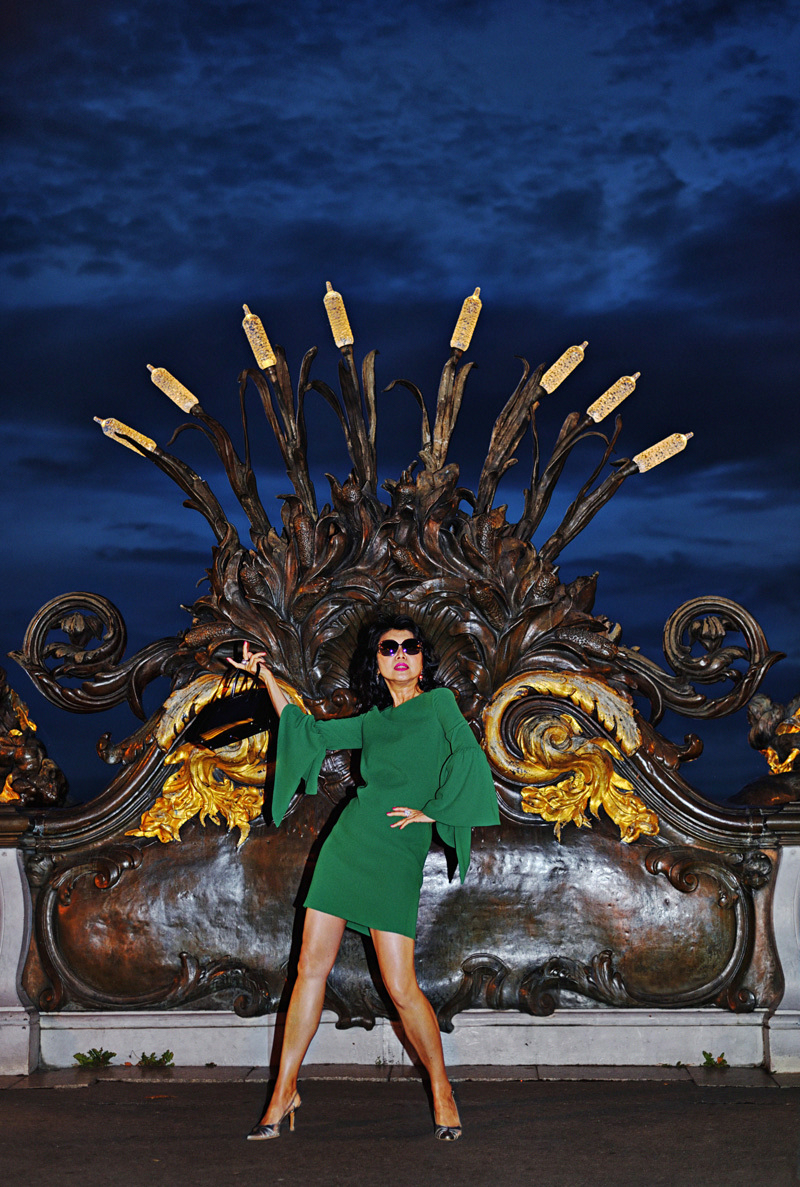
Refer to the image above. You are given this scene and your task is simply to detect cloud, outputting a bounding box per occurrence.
[93,545,208,565]
[659,185,800,324]
[3,0,796,318]
[606,0,794,53]
[712,93,798,150]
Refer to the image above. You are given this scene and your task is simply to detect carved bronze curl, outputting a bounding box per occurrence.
[519,950,635,1015]
[437,953,512,1031]
[616,597,784,725]
[10,592,176,720]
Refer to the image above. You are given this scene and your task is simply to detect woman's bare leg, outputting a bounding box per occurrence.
[371,929,460,1129]
[259,908,346,1124]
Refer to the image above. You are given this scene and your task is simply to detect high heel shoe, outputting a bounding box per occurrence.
[245,1091,301,1140]
[434,1123,462,1141]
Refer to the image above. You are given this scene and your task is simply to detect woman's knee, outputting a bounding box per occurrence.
[296,911,344,982]
[372,932,420,1008]
[296,942,336,983]
[380,966,421,1010]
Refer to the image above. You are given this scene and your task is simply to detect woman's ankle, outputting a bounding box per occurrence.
[266,1082,299,1114]
[432,1084,458,1118]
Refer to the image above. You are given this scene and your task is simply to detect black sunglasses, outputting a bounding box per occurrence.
[377,639,423,656]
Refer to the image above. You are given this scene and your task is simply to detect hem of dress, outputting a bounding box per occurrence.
[303,896,417,940]
[345,918,417,940]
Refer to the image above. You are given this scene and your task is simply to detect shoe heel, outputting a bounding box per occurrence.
[245,1092,301,1141]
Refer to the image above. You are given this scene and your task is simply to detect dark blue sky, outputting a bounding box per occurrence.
[2,0,798,802]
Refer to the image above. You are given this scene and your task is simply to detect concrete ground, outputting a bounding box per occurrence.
[2,1064,799,1187]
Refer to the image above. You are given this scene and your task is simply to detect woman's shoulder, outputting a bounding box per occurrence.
[429,685,461,717]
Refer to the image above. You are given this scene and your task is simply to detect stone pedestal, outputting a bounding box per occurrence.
[767,845,800,1073]
[0,846,38,1074]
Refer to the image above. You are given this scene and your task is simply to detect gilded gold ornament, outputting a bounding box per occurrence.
[0,774,21,803]
[1,690,39,802]
[8,688,36,734]
[127,670,306,846]
[762,746,800,774]
[484,671,658,843]
[126,732,267,847]
[761,712,800,774]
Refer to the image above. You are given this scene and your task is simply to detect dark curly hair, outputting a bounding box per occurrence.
[349,614,440,712]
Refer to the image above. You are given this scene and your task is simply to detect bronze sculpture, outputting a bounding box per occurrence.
[7,285,797,1035]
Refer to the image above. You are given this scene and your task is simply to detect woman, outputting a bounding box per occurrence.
[230,615,500,1141]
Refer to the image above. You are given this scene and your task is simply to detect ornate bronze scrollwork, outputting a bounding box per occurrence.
[615,597,784,726]
[17,323,782,789]
[642,845,772,1011]
[519,950,635,1016]
[35,842,279,1015]
[10,592,177,721]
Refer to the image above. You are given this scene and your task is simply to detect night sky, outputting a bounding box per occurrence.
[2,0,798,804]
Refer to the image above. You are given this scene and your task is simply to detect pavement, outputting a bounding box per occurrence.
[2,1064,799,1187]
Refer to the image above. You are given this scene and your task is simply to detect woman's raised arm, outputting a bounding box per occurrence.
[227,642,290,717]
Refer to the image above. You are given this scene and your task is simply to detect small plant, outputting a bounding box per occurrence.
[702,1051,728,1068]
[137,1050,174,1067]
[73,1048,116,1068]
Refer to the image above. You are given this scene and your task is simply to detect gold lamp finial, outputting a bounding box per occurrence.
[633,431,694,473]
[242,304,277,370]
[323,281,354,348]
[94,416,156,457]
[541,341,588,393]
[147,365,199,413]
[586,372,640,423]
[450,287,482,352]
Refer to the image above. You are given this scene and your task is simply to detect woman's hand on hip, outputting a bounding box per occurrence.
[387,807,434,829]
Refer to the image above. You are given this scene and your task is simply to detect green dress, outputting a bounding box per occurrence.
[272,687,500,938]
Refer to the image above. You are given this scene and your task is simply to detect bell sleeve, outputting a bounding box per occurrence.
[271,704,364,826]
[420,688,500,882]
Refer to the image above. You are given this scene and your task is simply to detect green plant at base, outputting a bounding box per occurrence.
[137,1050,174,1067]
[73,1048,116,1067]
[702,1051,728,1068]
